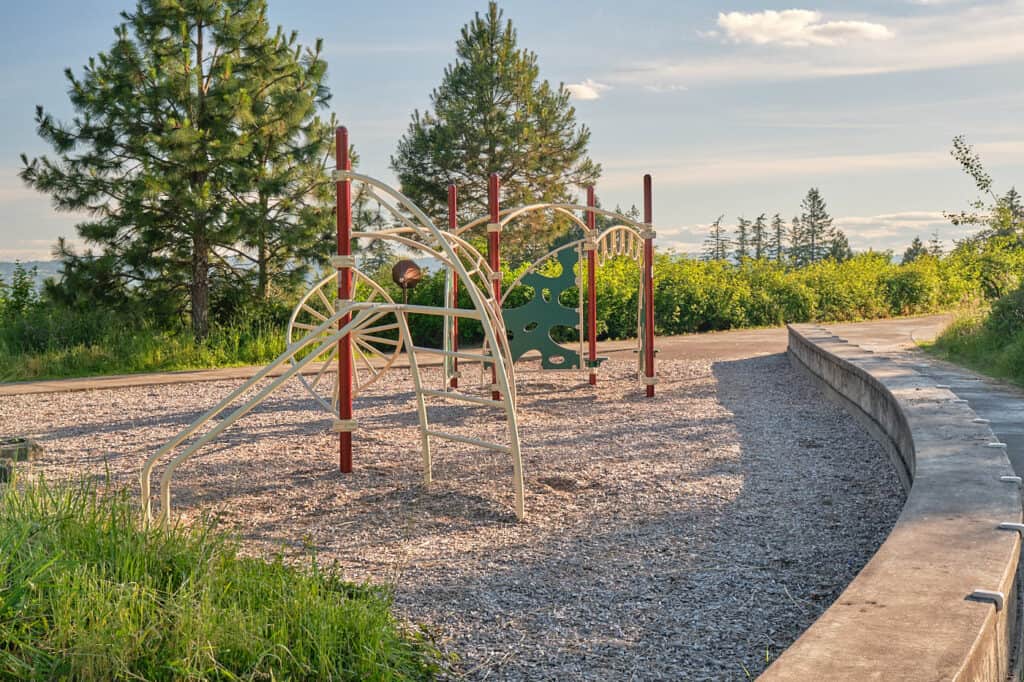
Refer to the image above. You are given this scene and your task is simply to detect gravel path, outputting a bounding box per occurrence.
[0,354,903,679]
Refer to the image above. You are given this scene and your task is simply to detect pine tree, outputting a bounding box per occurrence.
[354,188,396,274]
[702,215,729,261]
[799,188,834,265]
[902,237,927,264]
[927,230,944,258]
[789,216,806,267]
[594,201,640,231]
[227,32,335,302]
[750,213,768,260]
[829,230,853,262]
[390,2,600,263]
[1001,187,1024,234]
[768,213,786,264]
[20,0,333,339]
[734,217,751,261]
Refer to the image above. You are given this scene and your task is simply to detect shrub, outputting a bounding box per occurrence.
[986,283,1024,338]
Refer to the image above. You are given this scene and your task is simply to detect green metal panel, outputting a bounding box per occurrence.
[502,249,582,370]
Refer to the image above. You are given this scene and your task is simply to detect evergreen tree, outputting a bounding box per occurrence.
[20,0,332,339]
[594,201,640,231]
[902,237,927,264]
[799,188,834,265]
[702,215,729,261]
[390,2,600,263]
[734,217,751,261]
[1002,187,1024,233]
[750,213,768,260]
[789,216,807,267]
[768,213,786,264]
[928,230,944,258]
[829,230,853,262]
[227,32,335,302]
[354,188,396,274]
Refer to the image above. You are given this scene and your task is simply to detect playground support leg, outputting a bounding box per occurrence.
[488,173,501,401]
[448,185,459,389]
[643,174,655,398]
[337,127,354,471]
[586,186,597,385]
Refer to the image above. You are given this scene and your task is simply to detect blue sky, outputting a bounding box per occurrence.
[2,0,1023,259]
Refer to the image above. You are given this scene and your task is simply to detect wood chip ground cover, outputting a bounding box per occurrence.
[0,354,903,680]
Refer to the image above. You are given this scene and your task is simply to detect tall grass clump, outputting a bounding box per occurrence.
[0,477,441,681]
[930,283,1024,386]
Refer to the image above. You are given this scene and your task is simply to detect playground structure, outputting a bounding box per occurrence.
[140,127,656,525]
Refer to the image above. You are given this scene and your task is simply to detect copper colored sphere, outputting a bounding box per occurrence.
[391,259,422,289]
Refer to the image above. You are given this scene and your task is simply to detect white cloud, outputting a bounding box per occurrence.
[643,83,689,94]
[716,10,893,48]
[565,79,610,101]
[834,211,975,252]
[606,2,1024,90]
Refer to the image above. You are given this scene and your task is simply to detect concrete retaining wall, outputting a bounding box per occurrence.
[762,325,1022,681]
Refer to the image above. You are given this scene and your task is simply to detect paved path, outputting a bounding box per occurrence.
[0,314,954,397]
[819,315,1024,477]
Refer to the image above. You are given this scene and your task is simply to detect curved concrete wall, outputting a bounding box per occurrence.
[762,325,1022,681]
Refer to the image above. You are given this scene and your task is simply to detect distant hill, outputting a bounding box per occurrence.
[0,261,62,290]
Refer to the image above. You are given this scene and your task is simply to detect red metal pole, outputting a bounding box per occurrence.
[643,174,655,398]
[586,186,597,385]
[488,173,501,401]
[337,127,354,471]
[448,184,459,390]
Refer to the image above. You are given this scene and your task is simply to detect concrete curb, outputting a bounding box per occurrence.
[762,325,1022,681]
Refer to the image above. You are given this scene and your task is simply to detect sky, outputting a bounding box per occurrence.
[1,0,1023,260]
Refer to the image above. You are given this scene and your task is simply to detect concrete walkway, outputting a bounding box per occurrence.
[819,314,1024,477]
[0,314,956,397]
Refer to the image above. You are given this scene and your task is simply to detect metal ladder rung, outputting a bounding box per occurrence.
[425,430,510,453]
[421,388,504,407]
[412,346,494,362]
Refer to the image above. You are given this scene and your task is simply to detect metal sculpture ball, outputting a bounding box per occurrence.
[391,259,422,290]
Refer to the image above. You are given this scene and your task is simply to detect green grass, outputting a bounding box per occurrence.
[0,476,442,680]
[925,311,1024,388]
[0,320,286,382]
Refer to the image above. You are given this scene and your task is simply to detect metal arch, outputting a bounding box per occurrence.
[455,202,650,238]
[496,222,648,382]
[142,171,526,524]
[595,225,645,266]
[141,305,381,526]
[501,224,646,305]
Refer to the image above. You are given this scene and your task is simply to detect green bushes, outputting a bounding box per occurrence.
[0,477,440,680]
[931,282,1024,386]
[2,240,1017,381]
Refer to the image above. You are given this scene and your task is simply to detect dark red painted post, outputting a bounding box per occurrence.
[337,127,354,471]
[642,174,655,398]
[448,184,459,389]
[488,173,501,401]
[586,186,598,385]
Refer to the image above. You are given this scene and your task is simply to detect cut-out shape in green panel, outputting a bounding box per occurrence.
[503,248,581,370]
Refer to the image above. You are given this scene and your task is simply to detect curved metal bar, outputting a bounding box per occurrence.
[315,170,524,515]
[145,169,526,524]
[455,202,649,238]
[141,303,381,524]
